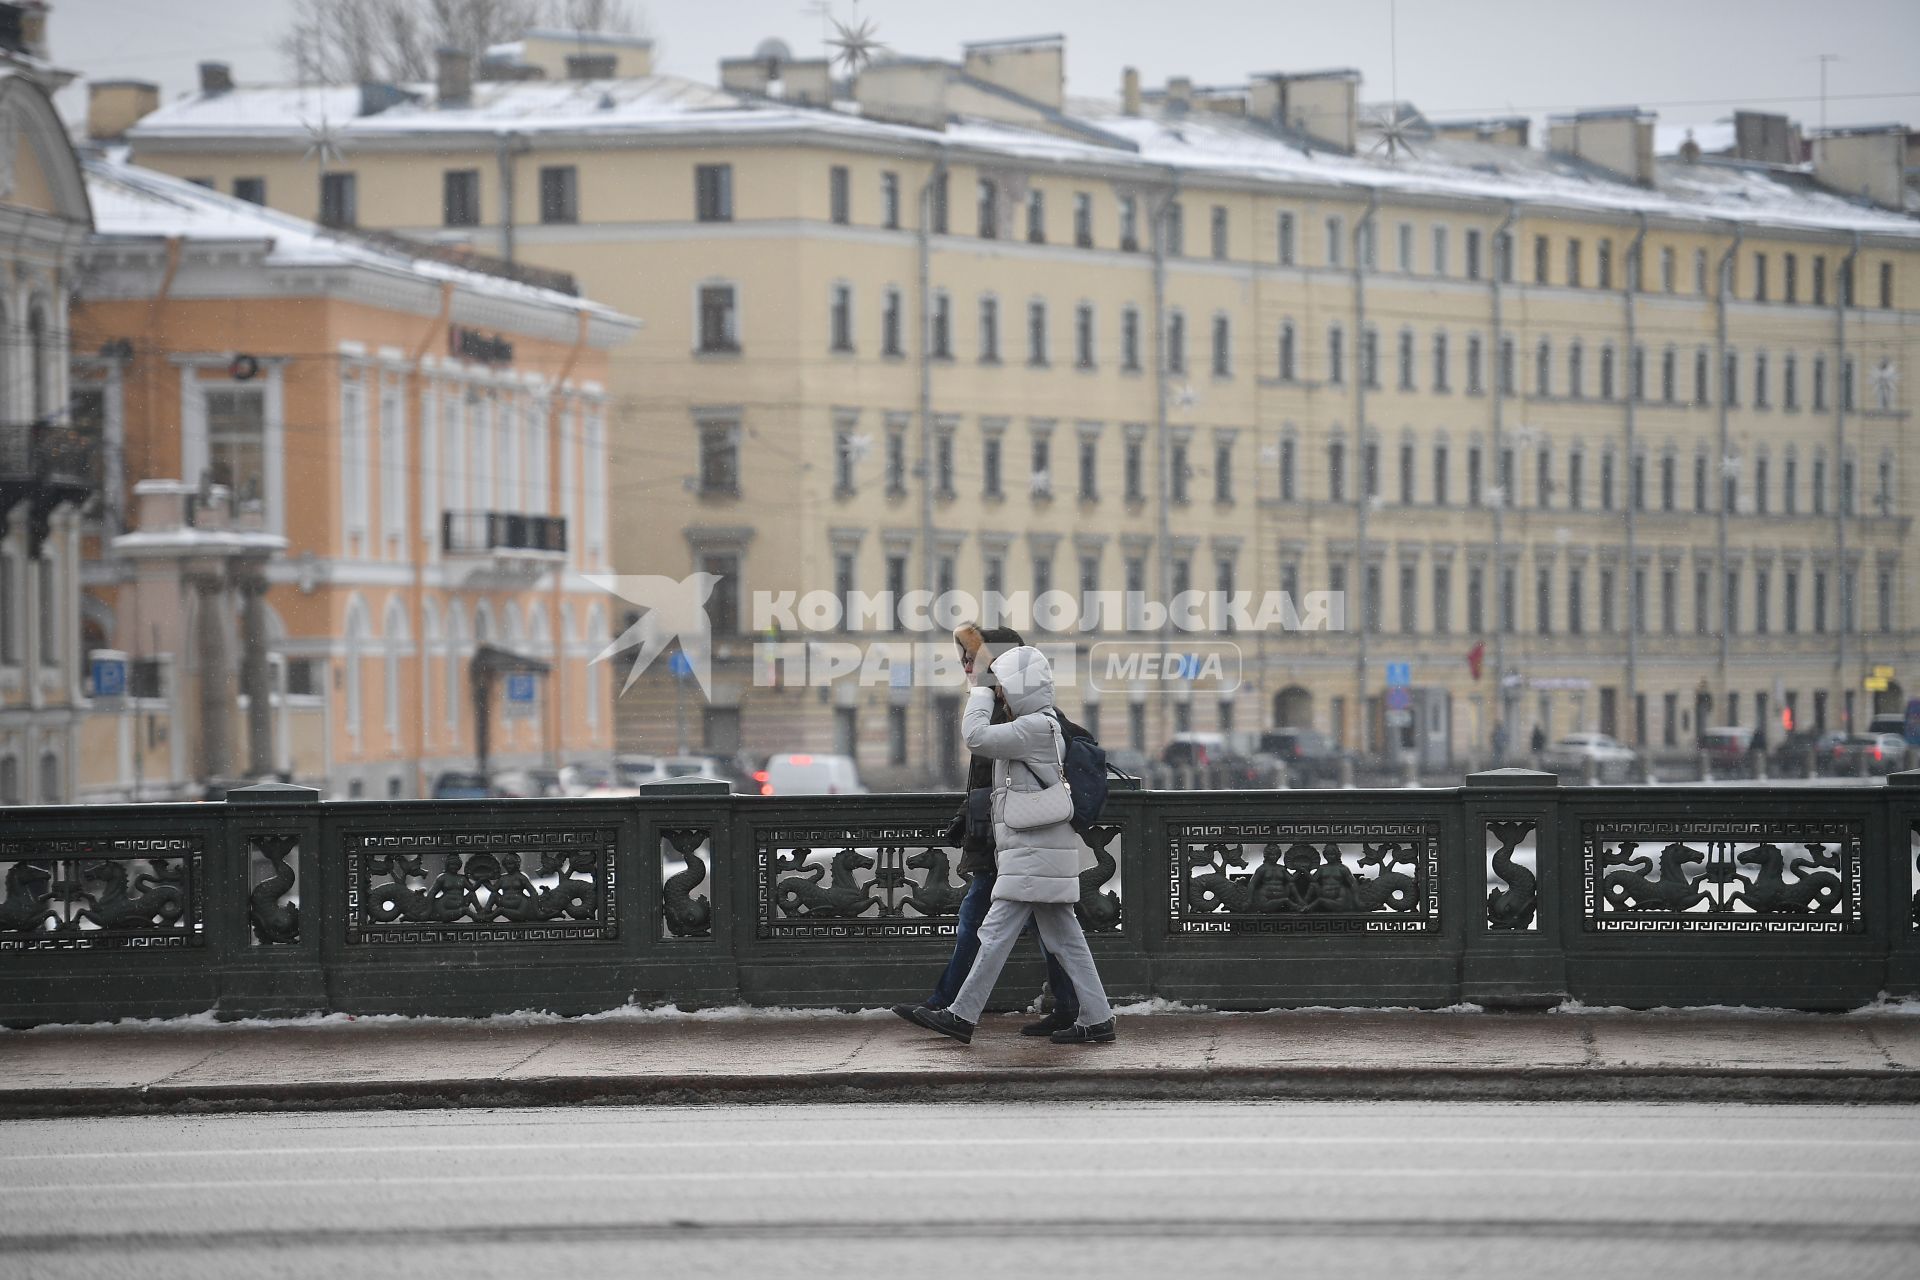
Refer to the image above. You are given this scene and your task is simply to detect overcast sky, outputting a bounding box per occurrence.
[53,0,1920,140]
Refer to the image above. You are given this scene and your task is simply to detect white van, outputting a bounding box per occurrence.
[759,753,866,795]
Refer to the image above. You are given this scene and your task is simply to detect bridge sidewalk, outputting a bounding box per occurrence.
[3,1006,1918,1116]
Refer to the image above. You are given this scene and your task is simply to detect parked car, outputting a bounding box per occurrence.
[490,768,563,798]
[430,771,492,799]
[1867,712,1907,738]
[558,763,617,796]
[1255,729,1349,785]
[613,754,662,787]
[757,753,866,795]
[1829,733,1907,776]
[1160,733,1230,769]
[1542,732,1638,780]
[1696,727,1758,778]
[1769,730,1832,776]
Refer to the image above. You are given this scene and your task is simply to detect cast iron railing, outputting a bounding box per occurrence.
[441,510,567,556]
[2,772,1917,1025]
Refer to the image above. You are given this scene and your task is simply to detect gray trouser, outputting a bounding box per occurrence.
[949,898,1113,1026]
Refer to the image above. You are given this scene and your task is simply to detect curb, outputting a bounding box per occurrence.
[4,1065,1916,1118]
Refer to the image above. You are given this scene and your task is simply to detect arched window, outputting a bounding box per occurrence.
[343,597,371,744]
[383,599,409,744]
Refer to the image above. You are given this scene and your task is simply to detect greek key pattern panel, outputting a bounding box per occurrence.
[247,834,301,946]
[1909,820,1919,930]
[1486,820,1540,932]
[755,824,964,941]
[1169,820,1439,935]
[0,836,203,952]
[660,828,714,940]
[1583,819,1864,934]
[345,829,616,945]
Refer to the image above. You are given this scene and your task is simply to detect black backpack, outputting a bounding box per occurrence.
[1048,710,1113,833]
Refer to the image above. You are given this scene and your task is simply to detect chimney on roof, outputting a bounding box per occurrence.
[1251,70,1359,154]
[1165,76,1192,113]
[16,1,48,60]
[1678,130,1701,164]
[199,62,232,95]
[1547,108,1657,185]
[1121,66,1140,117]
[1813,125,1908,209]
[960,35,1064,112]
[1733,111,1799,165]
[437,47,473,109]
[87,79,160,141]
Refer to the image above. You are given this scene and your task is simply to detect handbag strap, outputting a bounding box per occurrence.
[1016,713,1066,789]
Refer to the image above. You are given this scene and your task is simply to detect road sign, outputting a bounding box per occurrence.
[1385,709,1412,728]
[505,672,536,703]
[90,652,127,699]
[1864,676,1889,692]
[1386,686,1411,711]
[1385,661,1411,688]
[1872,665,1894,680]
[668,650,694,679]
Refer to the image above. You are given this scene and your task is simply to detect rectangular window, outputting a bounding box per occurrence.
[1027,301,1048,366]
[1210,205,1228,260]
[1211,315,1230,376]
[1328,442,1346,503]
[1075,305,1094,369]
[1537,450,1552,509]
[1753,251,1768,302]
[206,388,268,519]
[1467,335,1484,394]
[1785,570,1799,633]
[931,292,952,358]
[1568,452,1584,510]
[1534,234,1550,284]
[1754,353,1769,407]
[1278,324,1297,381]
[1465,228,1482,280]
[1279,438,1296,501]
[1397,330,1415,390]
[885,426,906,494]
[1433,445,1449,506]
[1277,212,1296,265]
[1661,246,1675,293]
[1032,437,1052,497]
[442,168,481,227]
[1167,311,1186,374]
[1495,231,1513,282]
[1880,261,1894,309]
[1432,332,1449,392]
[1567,567,1583,635]
[233,176,266,205]
[1812,255,1827,305]
[833,424,857,495]
[1074,192,1093,248]
[1662,568,1677,634]
[697,285,739,353]
[1813,571,1828,633]
[1467,446,1482,507]
[1784,252,1798,303]
[889,707,908,765]
[930,171,948,233]
[1695,568,1711,635]
[1124,437,1145,501]
[1215,441,1233,502]
[538,165,578,224]
[1397,222,1414,273]
[1600,568,1616,632]
[1755,457,1769,514]
[829,285,853,352]
[698,420,739,495]
[1813,457,1827,514]
[1467,565,1485,634]
[1170,442,1190,504]
[1326,215,1344,267]
[1121,308,1141,371]
[1363,565,1382,634]
[977,179,997,239]
[1164,201,1184,256]
[1399,564,1417,634]
[1499,566,1516,634]
[881,171,900,228]
[1078,435,1098,500]
[1755,567,1770,634]
[1784,455,1798,514]
[983,434,1003,498]
[1027,188,1045,244]
[1328,328,1346,385]
[1119,196,1139,251]
[1695,248,1709,295]
[1597,238,1612,289]
[978,297,1000,362]
[319,172,356,228]
[1433,225,1450,277]
[936,429,955,496]
[1498,339,1515,396]
[829,165,850,224]
[1602,452,1617,511]
[1399,443,1416,505]
[695,163,733,222]
[1433,564,1452,634]
[882,288,903,356]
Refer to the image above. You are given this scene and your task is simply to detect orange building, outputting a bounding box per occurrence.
[71,157,639,799]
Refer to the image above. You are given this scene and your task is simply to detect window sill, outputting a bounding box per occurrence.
[830,345,855,356]
[697,488,741,501]
[694,347,743,358]
[978,356,1002,367]
[1028,361,1051,370]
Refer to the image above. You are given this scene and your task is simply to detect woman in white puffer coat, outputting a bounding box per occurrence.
[906,644,1116,1045]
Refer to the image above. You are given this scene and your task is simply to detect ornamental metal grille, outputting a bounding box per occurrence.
[1485,820,1539,932]
[247,834,301,946]
[1583,819,1864,933]
[1169,820,1438,934]
[0,835,203,951]
[659,828,714,940]
[344,828,616,945]
[755,823,964,941]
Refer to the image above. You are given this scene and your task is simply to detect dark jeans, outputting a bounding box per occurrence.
[927,870,1077,1016]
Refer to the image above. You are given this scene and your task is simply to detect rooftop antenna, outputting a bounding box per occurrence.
[826,0,883,76]
[1370,0,1418,161]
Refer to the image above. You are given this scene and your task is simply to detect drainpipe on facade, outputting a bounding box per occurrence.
[1714,222,1743,717]
[1624,212,1647,750]
[917,152,947,783]
[1835,230,1860,729]
[495,132,522,263]
[1489,203,1516,762]
[1352,189,1379,756]
[407,282,456,793]
[544,310,591,772]
[1149,169,1179,750]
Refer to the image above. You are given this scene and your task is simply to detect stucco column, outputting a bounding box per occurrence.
[189,567,232,782]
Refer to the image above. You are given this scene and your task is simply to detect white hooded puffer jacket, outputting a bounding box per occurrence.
[962,645,1081,903]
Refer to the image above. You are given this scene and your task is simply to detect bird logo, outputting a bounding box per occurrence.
[582,572,724,700]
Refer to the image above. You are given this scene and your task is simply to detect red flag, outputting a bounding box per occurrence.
[1467,641,1485,681]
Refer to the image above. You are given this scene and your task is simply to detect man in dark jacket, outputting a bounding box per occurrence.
[893,626,1079,1035]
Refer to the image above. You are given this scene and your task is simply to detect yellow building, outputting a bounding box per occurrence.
[117,38,1920,782]
[1,66,94,805]
[70,156,638,799]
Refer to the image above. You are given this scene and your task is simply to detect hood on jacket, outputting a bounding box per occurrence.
[989,645,1056,717]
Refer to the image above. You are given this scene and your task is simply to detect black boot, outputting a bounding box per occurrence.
[1020,1009,1076,1037]
[1049,1017,1116,1045]
[891,1002,925,1026]
[907,1004,974,1044]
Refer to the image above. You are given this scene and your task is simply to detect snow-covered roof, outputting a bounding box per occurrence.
[82,154,636,328]
[125,73,1919,238]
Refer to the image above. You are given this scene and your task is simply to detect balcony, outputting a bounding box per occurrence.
[0,421,98,555]
[442,510,567,557]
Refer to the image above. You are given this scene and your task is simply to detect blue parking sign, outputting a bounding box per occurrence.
[668,650,695,679]
[92,656,127,698]
[1386,661,1411,688]
[505,672,536,703]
